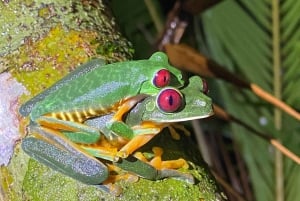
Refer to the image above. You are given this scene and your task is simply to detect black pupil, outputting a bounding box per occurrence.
[168,95,173,106]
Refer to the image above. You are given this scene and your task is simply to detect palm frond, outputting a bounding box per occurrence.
[199,1,300,201]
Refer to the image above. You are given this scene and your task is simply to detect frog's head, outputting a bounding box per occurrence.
[139,52,185,95]
[126,76,213,125]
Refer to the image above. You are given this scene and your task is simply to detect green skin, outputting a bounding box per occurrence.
[125,76,213,125]
[20,52,184,144]
[20,52,184,117]
[20,52,184,190]
[22,75,213,192]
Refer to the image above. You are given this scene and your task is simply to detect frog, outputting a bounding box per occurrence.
[83,76,212,160]
[20,51,184,149]
[86,75,213,180]
[22,75,213,193]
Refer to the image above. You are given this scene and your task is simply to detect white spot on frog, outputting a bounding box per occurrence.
[195,99,207,107]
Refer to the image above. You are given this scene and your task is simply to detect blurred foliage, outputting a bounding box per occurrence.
[111,0,165,58]
[200,2,300,201]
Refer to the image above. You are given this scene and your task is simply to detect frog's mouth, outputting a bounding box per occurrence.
[140,107,214,123]
[153,111,214,123]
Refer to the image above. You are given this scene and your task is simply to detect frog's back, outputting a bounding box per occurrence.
[19,59,105,117]
[29,60,157,121]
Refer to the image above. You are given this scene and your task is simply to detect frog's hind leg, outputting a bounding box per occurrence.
[134,147,194,184]
[36,116,129,162]
[116,121,165,158]
[94,164,138,196]
[36,116,101,144]
[103,164,139,184]
[22,125,109,185]
[80,136,121,162]
[24,125,123,195]
[114,155,194,184]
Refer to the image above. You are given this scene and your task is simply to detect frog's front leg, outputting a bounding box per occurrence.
[22,125,109,185]
[36,115,128,162]
[85,115,164,160]
[105,94,149,139]
[87,117,167,159]
[116,122,165,158]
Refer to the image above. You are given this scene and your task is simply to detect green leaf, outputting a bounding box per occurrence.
[200,1,300,201]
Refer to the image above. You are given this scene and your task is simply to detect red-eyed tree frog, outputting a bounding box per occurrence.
[20,52,184,147]
[22,72,213,194]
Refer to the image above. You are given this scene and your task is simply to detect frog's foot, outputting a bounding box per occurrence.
[134,147,194,184]
[151,147,189,170]
[113,154,194,184]
[95,171,139,196]
[99,162,140,184]
[134,147,189,170]
[94,183,123,196]
[167,123,191,140]
[159,168,194,184]
[103,172,139,184]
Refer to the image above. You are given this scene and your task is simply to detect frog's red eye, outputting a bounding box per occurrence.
[202,79,209,94]
[153,69,170,88]
[156,88,182,113]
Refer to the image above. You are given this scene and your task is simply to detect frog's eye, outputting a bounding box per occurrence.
[153,69,170,88]
[156,88,183,113]
[202,79,209,94]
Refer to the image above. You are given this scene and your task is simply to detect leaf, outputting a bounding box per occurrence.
[199,1,300,201]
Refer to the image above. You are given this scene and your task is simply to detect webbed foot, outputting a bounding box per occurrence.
[167,124,191,140]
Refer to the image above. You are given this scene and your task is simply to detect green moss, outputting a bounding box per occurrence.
[119,177,201,201]
[0,146,30,201]
[23,160,78,201]
[95,41,134,61]
[0,0,132,73]
[8,25,98,97]
[0,167,13,195]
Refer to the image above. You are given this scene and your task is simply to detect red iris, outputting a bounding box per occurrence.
[153,69,170,88]
[157,88,182,113]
